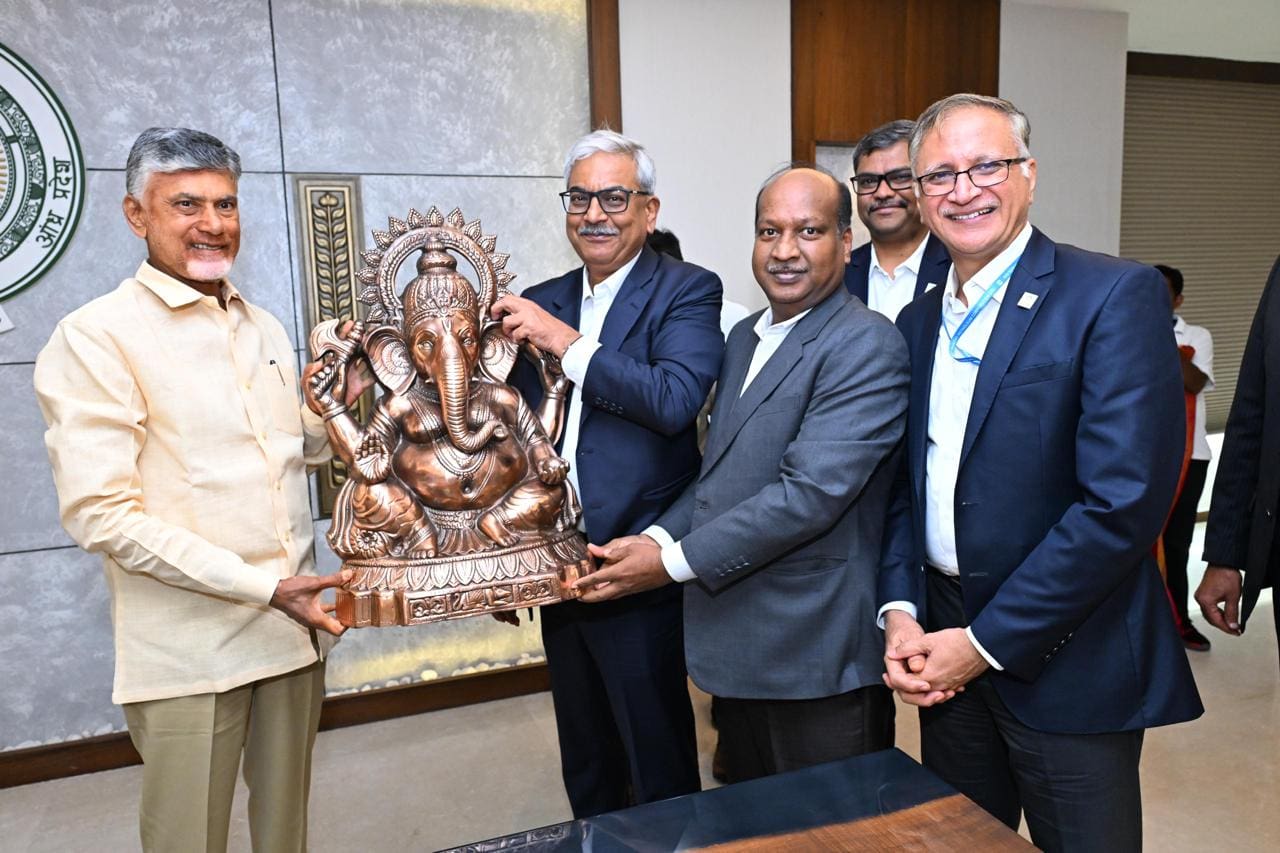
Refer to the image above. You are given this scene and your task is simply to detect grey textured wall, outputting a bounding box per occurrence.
[0,0,588,751]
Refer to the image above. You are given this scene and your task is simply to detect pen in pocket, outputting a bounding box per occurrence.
[269,359,285,386]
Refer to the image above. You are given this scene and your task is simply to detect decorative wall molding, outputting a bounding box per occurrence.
[294,175,370,515]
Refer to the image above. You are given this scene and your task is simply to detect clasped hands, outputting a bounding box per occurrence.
[881,610,988,706]
[570,534,672,602]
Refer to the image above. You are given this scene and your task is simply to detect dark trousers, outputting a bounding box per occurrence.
[921,570,1145,853]
[714,684,895,784]
[540,595,700,818]
[1164,458,1209,626]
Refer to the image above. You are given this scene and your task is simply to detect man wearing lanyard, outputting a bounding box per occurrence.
[877,94,1202,851]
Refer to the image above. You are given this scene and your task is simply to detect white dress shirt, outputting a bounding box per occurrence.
[557,253,641,522]
[1172,314,1215,461]
[879,223,1034,671]
[867,233,930,322]
[647,306,812,582]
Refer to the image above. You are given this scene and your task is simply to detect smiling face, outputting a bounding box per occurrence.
[914,106,1036,282]
[855,141,925,246]
[123,168,240,288]
[752,169,853,322]
[564,151,659,285]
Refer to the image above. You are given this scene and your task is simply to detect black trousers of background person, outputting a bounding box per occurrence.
[919,570,1144,853]
[1164,458,1210,627]
[714,683,895,784]
[539,594,700,818]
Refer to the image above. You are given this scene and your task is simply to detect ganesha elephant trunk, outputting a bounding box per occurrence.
[440,341,504,453]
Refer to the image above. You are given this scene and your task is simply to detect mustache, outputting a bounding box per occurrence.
[869,199,908,212]
[766,264,807,275]
[577,224,620,237]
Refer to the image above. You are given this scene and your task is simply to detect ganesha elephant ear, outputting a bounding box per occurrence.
[363,325,416,396]
[478,321,518,383]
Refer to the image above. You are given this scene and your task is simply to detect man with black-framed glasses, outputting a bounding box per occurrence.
[844,119,950,321]
[877,94,1202,851]
[494,129,723,818]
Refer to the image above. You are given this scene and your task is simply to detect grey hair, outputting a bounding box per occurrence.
[754,163,853,234]
[852,119,916,172]
[908,94,1031,170]
[562,129,657,194]
[125,127,242,198]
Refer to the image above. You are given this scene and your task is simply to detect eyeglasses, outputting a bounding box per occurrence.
[916,158,1028,197]
[559,187,652,214]
[851,169,914,195]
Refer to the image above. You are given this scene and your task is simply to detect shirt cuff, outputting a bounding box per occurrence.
[965,626,1004,671]
[560,337,600,386]
[877,601,917,630]
[642,525,675,548]
[660,542,697,583]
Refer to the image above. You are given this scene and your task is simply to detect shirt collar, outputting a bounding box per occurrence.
[870,232,930,278]
[134,261,241,309]
[944,222,1034,307]
[580,251,641,304]
[1173,313,1186,332]
[753,306,811,339]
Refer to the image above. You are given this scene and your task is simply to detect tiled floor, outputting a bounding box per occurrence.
[2,584,1276,851]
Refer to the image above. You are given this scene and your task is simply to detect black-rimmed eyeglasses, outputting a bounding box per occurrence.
[916,158,1028,197]
[851,169,914,195]
[559,187,651,214]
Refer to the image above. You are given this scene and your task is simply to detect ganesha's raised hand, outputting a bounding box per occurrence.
[353,430,392,482]
[536,455,569,486]
[523,342,570,397]
[303,357,344,418]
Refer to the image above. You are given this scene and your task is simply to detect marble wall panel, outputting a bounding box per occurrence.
[273,0,589,176]
[0,1,282,171]
[1,364,72,553]
[0,171,297,365]
[0,545,123,750]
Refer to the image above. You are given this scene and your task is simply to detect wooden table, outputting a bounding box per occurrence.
[444,748,1033,851]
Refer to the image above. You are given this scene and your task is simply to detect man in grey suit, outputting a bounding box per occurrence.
[574,166,910,782]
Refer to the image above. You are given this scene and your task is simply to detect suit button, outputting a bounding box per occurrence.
[696,500,709,510]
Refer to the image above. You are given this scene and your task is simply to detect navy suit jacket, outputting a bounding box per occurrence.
[878,228,1203,733]
[1203,254,1280,626]
[843,234,951,306]
[514,245,724,548]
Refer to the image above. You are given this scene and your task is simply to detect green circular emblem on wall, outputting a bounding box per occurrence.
[0,42,84,301]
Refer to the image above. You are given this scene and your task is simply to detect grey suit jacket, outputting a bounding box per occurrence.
[655,288,909,700]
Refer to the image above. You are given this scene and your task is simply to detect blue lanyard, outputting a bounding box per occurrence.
[943,256,1021,364]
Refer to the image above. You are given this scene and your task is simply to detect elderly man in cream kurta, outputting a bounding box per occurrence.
[34,128,365,853]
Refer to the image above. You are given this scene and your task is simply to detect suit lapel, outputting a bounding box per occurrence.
[598,246,658,351]
[546,270,582,330]
[907,289,944,508]
[702,291,850,473]
[917,234,951,297]
[844,246,870,303]
[959,229,1056,467]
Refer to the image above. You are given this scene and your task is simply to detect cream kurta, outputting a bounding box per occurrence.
[35,262,333,704]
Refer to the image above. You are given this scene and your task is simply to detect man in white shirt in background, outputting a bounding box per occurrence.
[34,127,365,853]
[843,119,951,321]
[1157,263,1216,651]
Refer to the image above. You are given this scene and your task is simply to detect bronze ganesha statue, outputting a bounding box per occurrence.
[305,206,591,627]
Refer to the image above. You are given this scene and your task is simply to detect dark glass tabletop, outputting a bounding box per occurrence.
[441,748,1005,852]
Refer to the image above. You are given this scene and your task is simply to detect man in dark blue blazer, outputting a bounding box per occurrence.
[1199,253,1280,662]
[877,95,1202,851]
[843,119,950,320]
[494,130,723,817]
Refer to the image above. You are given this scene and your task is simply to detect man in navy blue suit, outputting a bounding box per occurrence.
[492,130,723,817]
[877,94,1202,851]
[844,119,950,321]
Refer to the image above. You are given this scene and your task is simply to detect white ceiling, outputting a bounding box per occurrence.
[1009,0,1280,64]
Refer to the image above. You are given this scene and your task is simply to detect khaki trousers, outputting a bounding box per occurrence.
[122,660,325,853]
